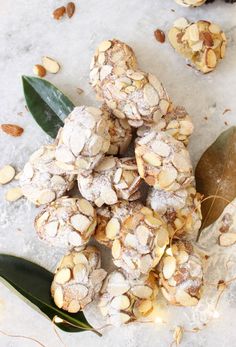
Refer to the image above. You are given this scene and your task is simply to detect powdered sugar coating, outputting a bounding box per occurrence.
[55,106,111,172]
[158,240,204,306]
[95,200,143,247]
[147,186,202,240]
[77,156,142,207]
[137,105,194,146]
[99,269,158,326]
[51,246,107,313]
[35,197,97,250]
[90,39,137,99]
[19,144,75,205]
[111,206,169,279]
[135,130,194,190]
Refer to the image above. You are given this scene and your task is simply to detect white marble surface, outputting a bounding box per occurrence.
[1,0,236,346]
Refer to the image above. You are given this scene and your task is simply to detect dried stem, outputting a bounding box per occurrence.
[0,329,47,347]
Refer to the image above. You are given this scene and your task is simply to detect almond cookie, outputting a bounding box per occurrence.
[91,68,171,128]
[51,246,107,313]
[158,241,203,306]
[135,130,194,190]
[55,106,110,172]
[175,0,206,7]
[77,156,142,207]
[107,109,133,155]
[99,269,158,326]
[20,144,75,205]
[95,200,143,247]
[111,206,169,279]
[147,186,202,240]
[137,105,194,146]
[168,19,227,73]
[90,39,138,99]
[35,197,97,250]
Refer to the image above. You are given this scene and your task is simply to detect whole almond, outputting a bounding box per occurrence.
[33,64,46,78]
[53,6,66,20]
[200,32,214,47]
[154,29,165,43]
[1,124,24,137]
[66,2,76,18]
[42,56,60,74]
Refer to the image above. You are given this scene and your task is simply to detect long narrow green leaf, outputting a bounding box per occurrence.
[22,76,74,138]
[0,254,99,334]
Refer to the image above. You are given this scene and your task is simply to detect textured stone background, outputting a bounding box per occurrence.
[0,0,236,346]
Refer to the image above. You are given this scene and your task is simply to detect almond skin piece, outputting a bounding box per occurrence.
[53,6,66,20]
[33,64,46,77]
[66,2,76,18]
[1,124,24,137]
[154,29,165,43]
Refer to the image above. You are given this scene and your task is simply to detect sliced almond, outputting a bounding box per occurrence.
[151,140,170,157]
[76,284,88,300]
[175,290,198,306]
[54,286,64,308]
[174,17,189,30]
[143,83,160,107]
[188,24,199,42]
[206,49,217,68]
[70,213,91,232]
[106,218,120,240]
[209,23,221,34]
[0,165,15,184]
[131,285,153,299]
[163,256,176,279]
[98,40,112,52]
[142,152,161,167]
[78,199,94,217]
[145,215,162,228]
[54,268,71,284]
[96,157,116,171]
[44,221,58,237]
[110,295,130,310]
[218,233,236,247]
[68,231,82,246]
[73,263,87,282]
[33,64,46,77]
[5,187,23,202]
[101,187,117,205]
[1,124,24,137]
[66,2,75,18]
[173,326,184,346]
[137,299,153,314]
[136,225,150,245]
[38,190,55,205]
[220,42,226,59]
[158,167,178,188]
[73,253,88,265]
[156,228,169,248]
[112,239,121,259]
[42,56,60,74]
[107,272,130,296]
[68,300,80,313]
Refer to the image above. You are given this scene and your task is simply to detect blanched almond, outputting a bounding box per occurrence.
[54,268,71,284]
[106,218,120,240]
[218,233,236,247]
[205,49,217,68]
[0,165,15,184]
[42,56,60,74]
[112,239,121,259]
[163,256,176,279]
[5,187,23,202]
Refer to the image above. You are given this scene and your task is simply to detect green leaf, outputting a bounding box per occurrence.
[196,126,236,231]
[22,76,75,138]
[0,254,100,335]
